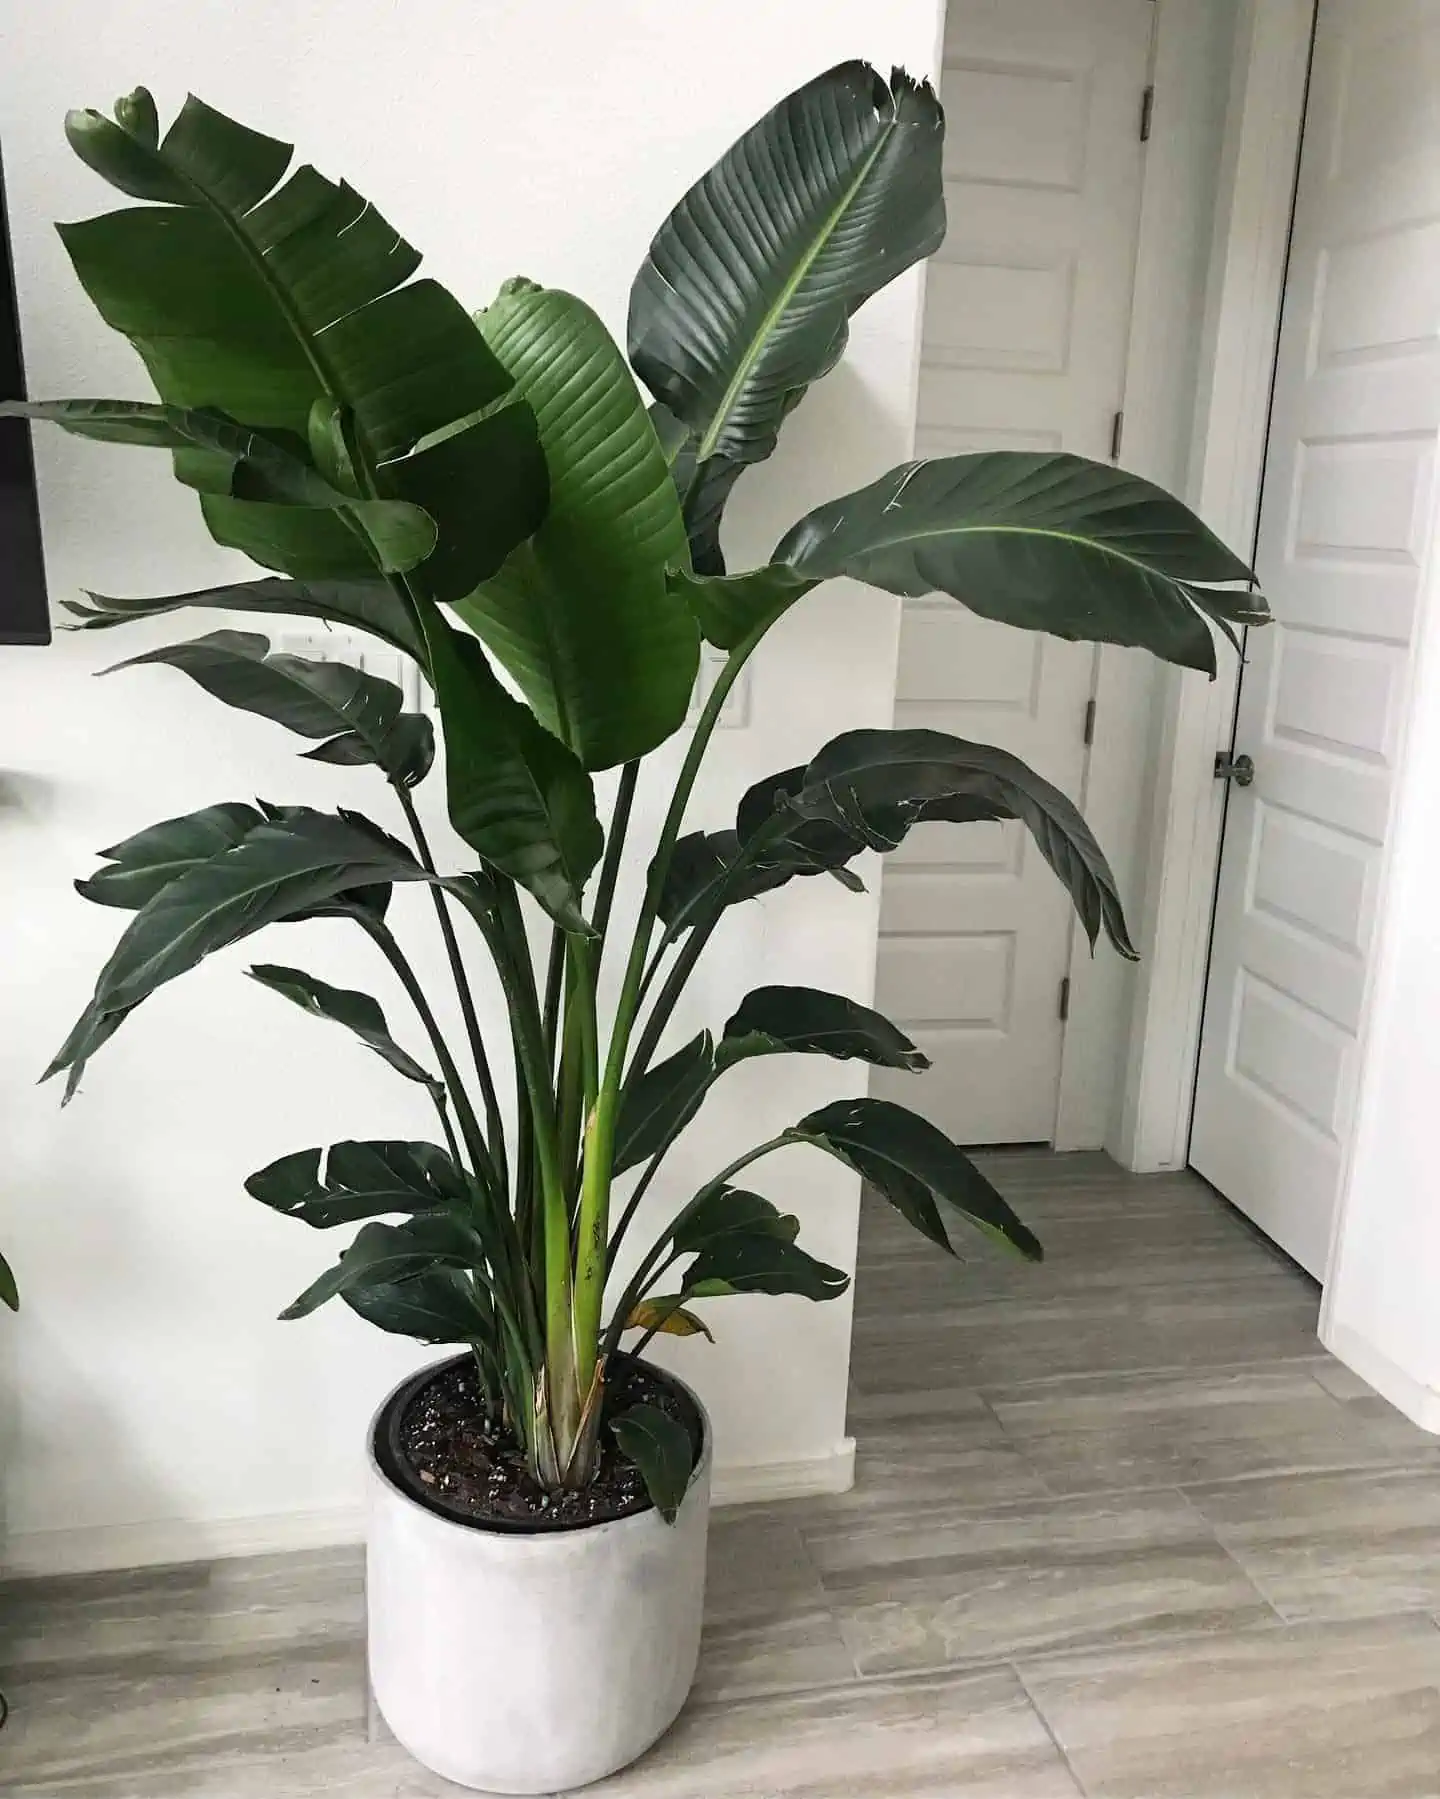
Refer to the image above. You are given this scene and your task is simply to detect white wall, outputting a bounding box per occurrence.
[0,0,943,1573]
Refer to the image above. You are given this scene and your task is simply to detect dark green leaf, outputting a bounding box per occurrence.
[614,1032,715,1175]
[247,965,438,1089]
[342,1268,494,1344]
[661,729,1133,961]
[248,1139,466,1229]
[787,1096,1042,1261]
[763,731,1135,957]
[671,1186,801,1257]
[655,830,792,935]
[280,1214,481,1319]
[718,985,928,1072]
[629,63,944,473]
[418,604,602,929]
[610,1403,695,1524]
[457,280,698,769]
[0,398,436,572]
[684,1232,849,1302]
[0,1248,17,1312]
[57,91,545,588]
[775,453,1265,677]
[63,575,427,664]
[106,628,417,764]
[46,809,427,1085]
[76,801,263,909]
[301,713,434,787]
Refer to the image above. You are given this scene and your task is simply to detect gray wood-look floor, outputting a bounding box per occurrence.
[6,1152,1440,1796]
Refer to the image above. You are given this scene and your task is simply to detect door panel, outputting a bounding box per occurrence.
[1192,0,1440,1276]
[875,0,1154,1143]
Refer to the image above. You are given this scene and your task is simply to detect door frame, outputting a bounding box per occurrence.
[1105,0,1318,1168]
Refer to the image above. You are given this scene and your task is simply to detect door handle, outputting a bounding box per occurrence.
[1214,752,1256,788]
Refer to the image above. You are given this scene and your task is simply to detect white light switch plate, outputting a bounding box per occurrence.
[688,646,751,730]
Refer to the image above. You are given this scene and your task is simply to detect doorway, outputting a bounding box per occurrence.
[1190,0,1440,1278]
[875,0,1156,1145]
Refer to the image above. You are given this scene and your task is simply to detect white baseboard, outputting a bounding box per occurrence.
[0,1504,365,1580]
[1,1439,857,1578]
[711,1436,856,1509]
[1323,1321,1440,1435]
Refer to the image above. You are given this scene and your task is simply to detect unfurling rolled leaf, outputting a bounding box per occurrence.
[417,604,602,930]
[64,576,427,665]
[247,1139,466,1229]
[280,1214,483,1319]
[247,966,439,1090]
[774,453,1266,677]
[786,1097,1042,1262]
[610,1403,695,1524]
[55,91,547,589]
[76,801,263,909]
[459,280,699,770]
[624,1299,714,1342]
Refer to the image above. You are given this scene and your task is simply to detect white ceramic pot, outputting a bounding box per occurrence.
[366,1357,712,1795]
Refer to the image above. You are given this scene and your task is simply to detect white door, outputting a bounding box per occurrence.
[1192,0,1440,1277]
[875,0,1155,1143]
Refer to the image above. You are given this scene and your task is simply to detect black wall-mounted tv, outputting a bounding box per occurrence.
[1,147,51,646]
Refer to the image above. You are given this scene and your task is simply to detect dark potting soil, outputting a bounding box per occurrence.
[391,1355,694,1531]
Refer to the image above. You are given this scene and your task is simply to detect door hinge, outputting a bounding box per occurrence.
[1058,976,1072,1023]
[1140,84,1155,143]
[1083,698,1097,747]
[1109,410,1125,463]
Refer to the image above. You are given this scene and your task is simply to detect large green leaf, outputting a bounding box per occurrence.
[684,1232,848,1301]
[47,809,427,1085]
[58,91,547,591]
[247,966,439,1090]
[755,731,1135,957]
[671,1186,801,1256]
[0,398,435,572]
[786,1097,1042,1261]
[76,802,263,909]
[64,575,427,664]
[775,453,1266,676]
[610,1403,694,1525]
[614,1032,715,1176]
[342,1268,494,1344]
[0,1249,17,1312]
[418,605,602,929]
[718,986,928,1072]
[280,1214,482,1319]
[247,1139,464,1228]
[107,629,430,784]
[456,281,698,769]
[629,63,944,477]
[661,731,1133,958]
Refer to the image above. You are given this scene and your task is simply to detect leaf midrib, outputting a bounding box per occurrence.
[801,517,1194,591]
[694,99,900,464]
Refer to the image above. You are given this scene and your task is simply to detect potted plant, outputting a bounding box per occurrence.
[7,63,1262,1794]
